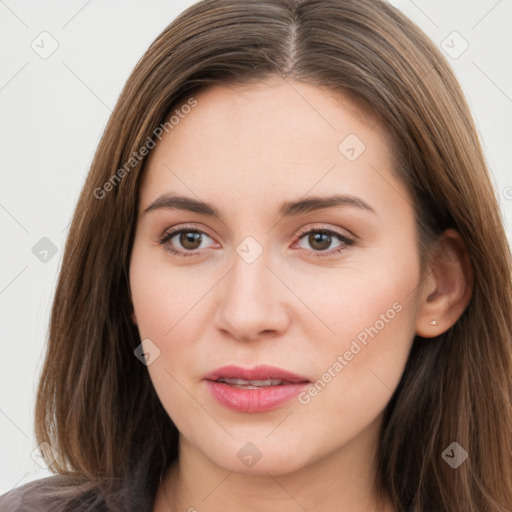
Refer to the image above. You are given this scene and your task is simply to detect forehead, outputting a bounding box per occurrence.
[172,79,381,143]
[139,79,406,218]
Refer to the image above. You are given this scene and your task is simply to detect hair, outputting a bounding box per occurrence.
[30,0,512,511]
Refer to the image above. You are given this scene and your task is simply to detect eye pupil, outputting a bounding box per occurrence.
[180,231,202,250]
[309,232,331,250]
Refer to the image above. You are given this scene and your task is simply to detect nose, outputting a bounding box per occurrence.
[213,246,290,342]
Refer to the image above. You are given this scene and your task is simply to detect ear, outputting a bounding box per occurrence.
[131,307,138,325]
[415,228,473,338]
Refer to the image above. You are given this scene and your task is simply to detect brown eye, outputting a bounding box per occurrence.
[295,227,355,258]
[159,227,215,257]
[307,232,333,251]
[178,231,203,250]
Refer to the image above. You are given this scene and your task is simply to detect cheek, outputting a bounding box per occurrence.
[295,245,421,418]
[129,242,220,406]
[130,241,209,340]
[129,245,212,433]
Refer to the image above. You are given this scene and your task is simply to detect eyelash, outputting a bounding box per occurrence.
[158,224,355,259]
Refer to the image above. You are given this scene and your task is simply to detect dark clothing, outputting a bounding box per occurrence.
[0,474,156,512]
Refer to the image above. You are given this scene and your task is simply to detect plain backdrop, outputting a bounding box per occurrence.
[0,0,511,494]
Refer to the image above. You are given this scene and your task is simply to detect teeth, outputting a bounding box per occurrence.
[217,378,285,387]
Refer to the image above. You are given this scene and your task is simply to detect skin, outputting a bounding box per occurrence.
[128,78,473,512]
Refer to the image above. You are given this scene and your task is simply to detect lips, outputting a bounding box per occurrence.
[202,364,310,384]
[202,365,311,413]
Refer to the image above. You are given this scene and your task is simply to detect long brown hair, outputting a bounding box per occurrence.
[33,0,512,510]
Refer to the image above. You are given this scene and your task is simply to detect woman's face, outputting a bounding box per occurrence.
[129,79,424,475]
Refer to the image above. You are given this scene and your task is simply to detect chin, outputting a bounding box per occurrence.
[207,440,315,476]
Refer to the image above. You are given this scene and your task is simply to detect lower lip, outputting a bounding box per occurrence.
[204,380,309,413]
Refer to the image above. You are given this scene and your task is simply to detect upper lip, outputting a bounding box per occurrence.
[203,365,310,383]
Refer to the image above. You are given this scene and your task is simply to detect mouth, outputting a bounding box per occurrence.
[202,364,310,385]
[202,365,311,413]
[214,377,303,389]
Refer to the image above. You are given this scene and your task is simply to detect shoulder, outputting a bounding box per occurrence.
[0,474,104,512]
[0,471,158,512]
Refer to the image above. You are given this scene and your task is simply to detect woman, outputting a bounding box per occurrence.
[1,0,511,511]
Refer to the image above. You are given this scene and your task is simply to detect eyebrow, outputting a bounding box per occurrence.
[143,193,376,219]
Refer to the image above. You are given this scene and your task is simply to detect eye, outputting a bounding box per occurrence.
[293,226,354,257]
[158,224,355,259]
[158,225,215,257]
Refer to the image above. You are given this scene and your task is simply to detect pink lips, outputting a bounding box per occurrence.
[203,364,309,383]
[203,364,310,413]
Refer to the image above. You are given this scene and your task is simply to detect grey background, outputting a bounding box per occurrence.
[1,0,511,493]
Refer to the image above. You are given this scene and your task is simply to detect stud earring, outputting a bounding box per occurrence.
[430,320,438,326]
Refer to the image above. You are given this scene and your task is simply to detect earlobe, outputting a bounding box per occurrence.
[415,229,473,338]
